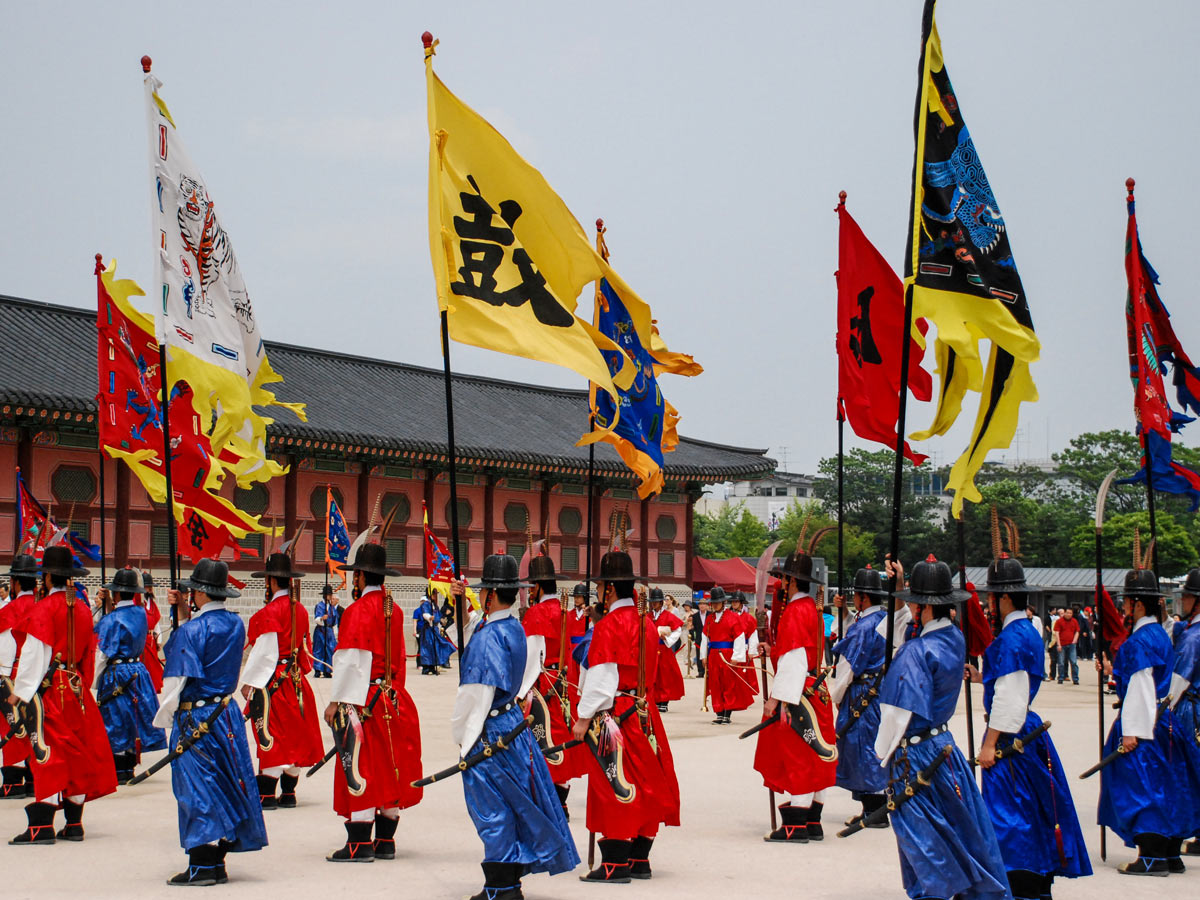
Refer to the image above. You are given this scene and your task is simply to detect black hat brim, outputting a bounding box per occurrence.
[4,568,38,579]
[177,577,242,599]
[470,579,532,590]
[250,566,306,580]
[984,581,1029,594]
[1120,587,1168,599]
[341,561,402,578]
[769,568,822,586]
[894,588,971,605]
[103,578,143,593]
[39,562,90,578]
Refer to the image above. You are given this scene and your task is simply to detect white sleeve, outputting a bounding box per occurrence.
[451,683,496,756]
[746,628,759,657]
[668,626,683,648]
[422,612,434,623]
[520,634,546,699]
[240,632,279,690]
[1170,671,1191,709]
[463,610,482,647]
[330,648,372,705]
[732,632,748,663]
[829,657,857,705]
[988,670,1029,734]
[577,661,619,719]
[1122,667,1159,739]
[0,629,18,677]
[771,647,809,705]
[152,675,186,729]
[12,637,52,702]
[888,605,912,648]
[94,649,110,687]
[874,703,913,766]
[700,634,709,657]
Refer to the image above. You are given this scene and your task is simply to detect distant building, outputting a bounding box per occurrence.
[697,471,817,530]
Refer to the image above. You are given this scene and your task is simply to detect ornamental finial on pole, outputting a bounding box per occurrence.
[140,55,152,73]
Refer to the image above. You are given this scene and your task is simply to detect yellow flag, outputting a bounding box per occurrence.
[425,40,649,407]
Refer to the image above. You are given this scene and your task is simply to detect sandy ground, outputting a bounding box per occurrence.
[0,659,1195,899]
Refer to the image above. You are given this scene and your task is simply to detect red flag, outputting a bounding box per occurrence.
[836,202,932,464]
[176,511,259,568]
[1096,588,1129,654]
[424,502,457,581]
[962,582,994,657]
[14,468,51,558]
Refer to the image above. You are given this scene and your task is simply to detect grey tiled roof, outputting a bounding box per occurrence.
[965,567,1128,591]
[0,294,772,482]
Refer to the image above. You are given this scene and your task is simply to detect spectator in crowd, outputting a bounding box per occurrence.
[1053,607,1080,685]
[1076,606,1094,660]
[689,598,710,677]
[1046,607,1060,682]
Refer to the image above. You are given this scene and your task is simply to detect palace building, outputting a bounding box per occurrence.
[0,294,772,609]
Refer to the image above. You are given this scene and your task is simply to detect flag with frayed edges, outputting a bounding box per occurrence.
[326,487,351,591]
[1118,186,1200,509]
[905,1,1039,516]
[837,201,932,464]
[423,502,479,611]
[144,69,304,484]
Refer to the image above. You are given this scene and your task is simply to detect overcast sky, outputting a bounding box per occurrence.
[3,1,1198,476]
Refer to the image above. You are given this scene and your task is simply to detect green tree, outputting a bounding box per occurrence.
[1068,510,1198,577]
[693,503,741,558]
[773,500,881,587]
[727,508,769,557]
[1052,430,1144,515]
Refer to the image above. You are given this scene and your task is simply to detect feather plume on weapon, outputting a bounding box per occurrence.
[806,525,836,557]
[267,516,278,556]
[518,539,545,612]
[990,505,1003,560]
[1141,538,1155,572]
[797,506,813,551]
[1133,527,1142,570]
[1000,517,1021,558]
[367,492,384,538]
[279,521,308,559]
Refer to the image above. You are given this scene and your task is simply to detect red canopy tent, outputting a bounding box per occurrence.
[691,556,780,593]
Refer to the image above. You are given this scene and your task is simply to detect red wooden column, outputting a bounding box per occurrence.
[113,462,130,563]
[483,473,496,556]
[639,495,650,579]
[539,478,551,543]
[684,485,697,585]
[356,460,371,533]
[283,456,298,539]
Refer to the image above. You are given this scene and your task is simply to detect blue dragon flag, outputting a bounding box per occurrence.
[326,487,351,590]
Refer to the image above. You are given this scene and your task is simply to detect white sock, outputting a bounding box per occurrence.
[349,808,374,823]
[262,766,285,778]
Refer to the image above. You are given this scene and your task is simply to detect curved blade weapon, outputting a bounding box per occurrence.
[1093,466,1117,860]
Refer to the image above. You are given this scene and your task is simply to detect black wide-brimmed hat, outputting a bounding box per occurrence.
[709,585,728,603]
[571,583,591,599]
[770,551,821,586]
[39,545,89,579]
[985,555,1028,593]
[852,566,888,598]
[142,571,155,590]
[342,543,401,578]
[321,584,335,597]
[4,554,38,579]
[1121,568,1166,598]
[528,555,556,583]
[731,590,748,604]
[895,555,969,605]
[179,558,242,599]
[471,554,529,590]
[649,587,665,602]
[104,567,143,594]
[1178,567,1200,597]
[251,552,306,581]
[598,551,637,582]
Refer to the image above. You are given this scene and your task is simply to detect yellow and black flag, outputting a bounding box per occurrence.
[905,0,1039,516]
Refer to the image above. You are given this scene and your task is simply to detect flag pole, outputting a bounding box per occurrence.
[94,255,109,592]
[955,513,977,776]
[884,284,915,669]
[440,309,465,656]
[836,191,847,656]
[1129,177,1160,574]
[158,341,180,629]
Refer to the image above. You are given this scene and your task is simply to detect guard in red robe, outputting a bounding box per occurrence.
[521,556,588,816]
[323,542,422,862]
[0,554,38,800]
[574,552,680,883]
[731,591,761,698]
[565,584,591,706]
[649,589,684,712]
[702,586,757,725]
[139,572,165,693]
[754,551,837,843]
[5,547,116,845]
[242,553,324,809]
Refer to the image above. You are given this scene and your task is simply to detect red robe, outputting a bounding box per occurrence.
[650,610,685,703]
[245,594,324,768]
[23,590,118,801]
[0,592,36,766]
[565,606,590,705]
[753,594,837,795]
[703,611,756,712]
[140,596,164,693]
[739,609,762,696]
[523,597,588,781]
[332,587,422,817]
[584,603,680,840]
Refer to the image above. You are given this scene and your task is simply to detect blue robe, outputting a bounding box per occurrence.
[312,600,340,674]
[833,605,888,796]
[95,604,166,754]
[880,621,1011,900]
[459,612,579,875]
[1099,619,1200,845]
[1174,616,1200,836]
[162,606,268,853]
[415,598,455,667]
[981,618,1090,879]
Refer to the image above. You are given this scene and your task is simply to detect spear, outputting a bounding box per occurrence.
[1093,467,1117,861]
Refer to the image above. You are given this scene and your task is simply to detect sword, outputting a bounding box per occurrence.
[968,719,1052,767]
[540,702,639,758]
[97,673,140,707]
[834,672,881,742]
[306,684,385,778]
[413,715,533,788]
[838,744,954,838]
[738,667,830,739]
[128,696,231,785]
[1079,697,1170,779]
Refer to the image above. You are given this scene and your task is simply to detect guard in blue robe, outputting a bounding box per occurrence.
[415,591,455,674]
[877,556,1011,900]
[95,567,166,783]
[1099,568,1200,876]
[830,567,890,826]
[1171,568,1200,858]
[312,586,340,677]
[153,559,267,887]
[451,555,579,900]
[971,557,1090,900]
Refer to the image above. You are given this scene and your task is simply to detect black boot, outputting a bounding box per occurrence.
[278,773,298,809]
[1166,837,1186,874]
[326,821,375,862]
[656,702,668,712]
[114,751,136,785]
[1039,872,1054,900]
[806,801,824,841]
[56,799,85,841]
[168,844,220,886]
[1,766,28,799]
[9,801,56,845]
[1186,838,1200,856]
[629,836,654,880]
[579,838,632,883]
[863,793,890,828]
[256,774,278,811]
[554,783,570,821]
[711,709,725,725]
[373,813,398,860]
[1118,833,1169,876]
[469,862,524,900]
[1006,869,1042,900]
[214,839,232,884]
[765,803,808,843]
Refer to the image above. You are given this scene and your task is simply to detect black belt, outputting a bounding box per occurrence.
[108,656,142,666]
[852,670,881,685]
[488,700,517,718]
[178,695,230,710]
[900,723,949,747]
